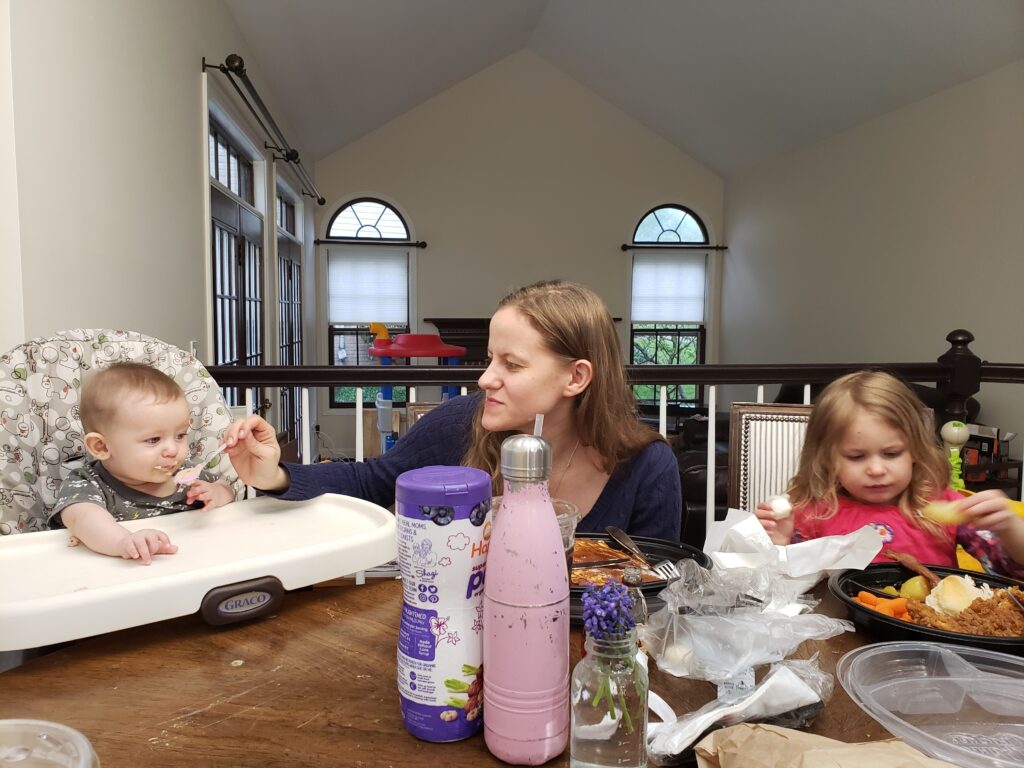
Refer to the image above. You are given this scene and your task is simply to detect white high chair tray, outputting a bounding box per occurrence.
[0,494,397,652]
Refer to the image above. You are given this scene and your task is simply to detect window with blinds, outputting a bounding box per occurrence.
[629,205,708,407]
[324,198,413,407]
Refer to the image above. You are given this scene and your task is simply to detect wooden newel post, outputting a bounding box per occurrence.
[937,329,981,426]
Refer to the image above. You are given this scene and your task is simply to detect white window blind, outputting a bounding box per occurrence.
[328,248,408,324]
[630,251,706,322]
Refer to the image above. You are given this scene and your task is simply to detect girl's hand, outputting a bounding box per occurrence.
[120,529,177,564]
[186,479,236,510]
[223,415,288,492]
[754,501,795,545]
[958,490,1023,534]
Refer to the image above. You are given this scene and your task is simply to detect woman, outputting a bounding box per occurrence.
[224,280,681,540]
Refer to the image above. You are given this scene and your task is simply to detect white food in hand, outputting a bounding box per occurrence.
[768,495,792,520]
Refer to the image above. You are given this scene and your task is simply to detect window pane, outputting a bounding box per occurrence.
[228,150,240,196]
[217,137,229,185]
[630,324,703,406]
[328,199,408,239]
[633,205,707,244]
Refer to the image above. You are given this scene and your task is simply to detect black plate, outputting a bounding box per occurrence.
[828,564,1024,655]
[569,533,711,625]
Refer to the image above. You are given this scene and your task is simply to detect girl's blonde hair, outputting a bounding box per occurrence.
[462,280,661,492]
[789,370,951,538]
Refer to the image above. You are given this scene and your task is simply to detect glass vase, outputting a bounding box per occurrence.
[570,629,648,768]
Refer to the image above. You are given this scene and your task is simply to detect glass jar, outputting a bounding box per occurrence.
[621,566,648,627]
[570,629,648,768]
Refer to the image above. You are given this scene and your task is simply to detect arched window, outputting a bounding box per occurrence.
[632,204,708,244]
[326,198,409,239]
[629,205,709,407]
[324,197,413,408]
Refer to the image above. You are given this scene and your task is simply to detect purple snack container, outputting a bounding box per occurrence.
[395,465,492,742]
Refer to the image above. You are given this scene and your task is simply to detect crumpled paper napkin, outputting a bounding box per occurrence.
[703,509,882,594]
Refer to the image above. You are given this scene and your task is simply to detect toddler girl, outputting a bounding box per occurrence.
[755,370,1024,578]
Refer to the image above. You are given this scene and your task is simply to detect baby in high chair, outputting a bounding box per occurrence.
[754,370,1024,578]
[48,362,235,564]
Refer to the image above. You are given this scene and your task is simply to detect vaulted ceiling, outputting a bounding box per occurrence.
[224,0,1024,176]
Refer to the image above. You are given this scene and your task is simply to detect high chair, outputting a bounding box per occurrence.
[0,328,242,536]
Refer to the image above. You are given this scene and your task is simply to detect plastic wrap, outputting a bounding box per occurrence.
[647,656,835,766]
[639,560,852,682]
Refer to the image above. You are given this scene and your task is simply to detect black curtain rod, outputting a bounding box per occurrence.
[203,54,326,206]
[315,237,428,248]
[620,243,728,251]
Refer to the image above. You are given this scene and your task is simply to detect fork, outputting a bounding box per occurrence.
[1008,588,1024,617]
[652,560,682,582]
[606,526,682,582]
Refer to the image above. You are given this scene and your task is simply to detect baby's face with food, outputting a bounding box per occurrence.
[92,393,191,495]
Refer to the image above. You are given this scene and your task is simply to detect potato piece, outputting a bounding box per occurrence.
[899,575,931,602]
[882,585,899,596]
[921,501,965,525]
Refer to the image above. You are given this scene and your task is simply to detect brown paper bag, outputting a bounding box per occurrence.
[694,723,958,768]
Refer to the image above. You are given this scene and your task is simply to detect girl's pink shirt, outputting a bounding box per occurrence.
[792,488,962,566]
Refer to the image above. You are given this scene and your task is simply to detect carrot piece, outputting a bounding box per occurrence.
[874,603,896,617]
[889,597,908,614]
[857,591,878,606]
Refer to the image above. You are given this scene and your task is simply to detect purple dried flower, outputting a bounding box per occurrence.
[580,582,635,639]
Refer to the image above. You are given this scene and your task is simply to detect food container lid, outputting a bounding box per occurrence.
[395,465,491,507]
[500,434,551,482]
[838,641,1024,768]
[0,719,97,766]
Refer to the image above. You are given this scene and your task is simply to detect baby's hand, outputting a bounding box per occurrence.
[186,479,235,510]
[957,490,1023,535]
[120,529,177,564]
[754,501,795,545]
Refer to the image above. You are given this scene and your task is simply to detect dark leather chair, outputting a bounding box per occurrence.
[672,414,729,549]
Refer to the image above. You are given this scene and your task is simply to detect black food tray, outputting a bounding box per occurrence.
[828,563,1024,655]
[569,533,710,625]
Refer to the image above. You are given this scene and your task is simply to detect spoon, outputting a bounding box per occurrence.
[174,442,229,485]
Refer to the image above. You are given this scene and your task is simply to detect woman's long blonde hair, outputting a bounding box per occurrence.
[789,370,951,538]
[463,280,661,491]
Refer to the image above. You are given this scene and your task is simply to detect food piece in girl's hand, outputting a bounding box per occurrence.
[920,500,966,525]
[767,495,792,520]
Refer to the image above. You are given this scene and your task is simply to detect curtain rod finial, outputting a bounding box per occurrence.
[225,53,246,75]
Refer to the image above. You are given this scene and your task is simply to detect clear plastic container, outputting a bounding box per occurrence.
[838,641,1024,768]
[0,720,99,766]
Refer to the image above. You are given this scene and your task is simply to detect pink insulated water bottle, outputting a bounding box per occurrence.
[483,434,570,764]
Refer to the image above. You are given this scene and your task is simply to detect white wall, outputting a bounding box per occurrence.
[314,50,725,446]
[8,0,290,359]
[0,0,23,354]
[723,58,1024,444]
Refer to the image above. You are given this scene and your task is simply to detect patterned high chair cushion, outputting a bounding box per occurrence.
[0,329,242,534]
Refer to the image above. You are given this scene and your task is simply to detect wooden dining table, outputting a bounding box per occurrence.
[0,577,891,767]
